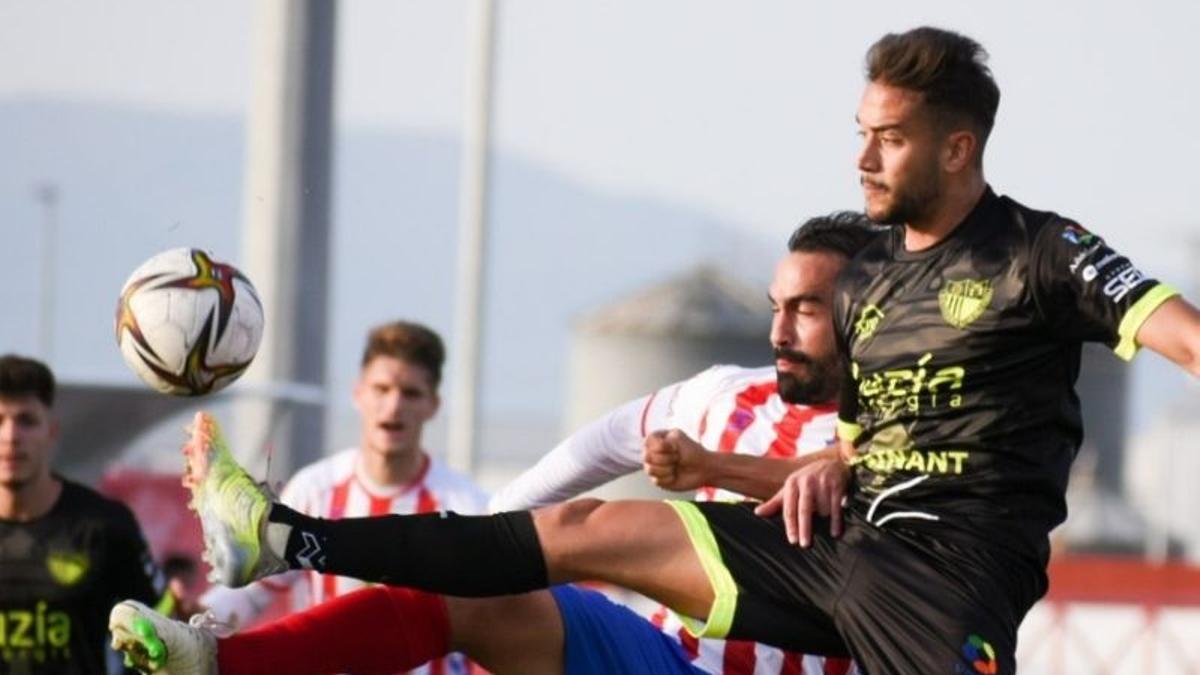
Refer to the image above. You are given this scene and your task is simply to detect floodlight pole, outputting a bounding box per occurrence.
[33,182,59,362]
[448,0,497,474]
[239,0,336,476]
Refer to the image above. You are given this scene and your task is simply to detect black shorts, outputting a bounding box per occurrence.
[667,501,1043,675]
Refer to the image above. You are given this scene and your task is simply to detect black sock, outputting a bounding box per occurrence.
[269,503,549,596]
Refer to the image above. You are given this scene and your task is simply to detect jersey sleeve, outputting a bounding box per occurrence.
[488,368,727,512]
[832,271,863,443]
[1031,219,1179,360]
[488,393,653,511]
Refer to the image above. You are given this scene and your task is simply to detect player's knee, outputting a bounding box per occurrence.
[445,595,504,651]
[532,498,610,569]
[534,497,606,535]
[446,593,564,673]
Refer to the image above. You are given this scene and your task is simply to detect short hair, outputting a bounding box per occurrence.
[360,321,446,389]
[865,27,1000,160]
[787,211,881,259]
[0,354,56,407]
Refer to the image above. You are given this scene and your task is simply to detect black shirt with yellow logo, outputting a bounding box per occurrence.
[834,187,1178,565]
[0,479,161,674]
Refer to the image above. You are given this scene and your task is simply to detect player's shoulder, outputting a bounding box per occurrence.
[282,449,357,497]
[58,477,123,511]
[994,193,1084,246]
[839,227,895,289]
[424,456,483,490]
[57,478,142,531]
[423,457,489,506]
[684,364,774,392]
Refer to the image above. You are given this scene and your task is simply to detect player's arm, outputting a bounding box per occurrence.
[488,394,652,512]
[1134,296,1200,377]
[643,428,835,500]
[753,444,851,547]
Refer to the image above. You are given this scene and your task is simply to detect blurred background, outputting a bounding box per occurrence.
[2,1,1198,671]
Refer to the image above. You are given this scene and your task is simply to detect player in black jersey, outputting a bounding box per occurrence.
[0,355,163,674]
[130,27,1200,675]
[744,27,1200,672]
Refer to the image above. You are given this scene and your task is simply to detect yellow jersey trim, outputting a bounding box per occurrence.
[1114,284,1179,361]
[664,500,737,639]
[837,419,863,443]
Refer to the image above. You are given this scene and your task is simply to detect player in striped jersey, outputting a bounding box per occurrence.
[110,213,876,675]
[199,320,488,675]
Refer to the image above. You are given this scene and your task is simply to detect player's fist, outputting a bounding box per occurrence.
[642,429,709,491]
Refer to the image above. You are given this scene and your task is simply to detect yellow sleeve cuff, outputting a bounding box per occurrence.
[837,419,863,443]
[1114,284,1180,361]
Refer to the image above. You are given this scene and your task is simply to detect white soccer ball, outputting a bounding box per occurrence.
[115,248,264,396]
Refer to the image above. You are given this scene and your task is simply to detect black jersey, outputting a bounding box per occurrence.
[834,188,1178,563]
[0,479,162,675]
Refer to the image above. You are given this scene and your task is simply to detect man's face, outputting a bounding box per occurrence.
[353,356,440,458]
[856,81,945,225]
[0,395,57,489]
[768,251,845,405]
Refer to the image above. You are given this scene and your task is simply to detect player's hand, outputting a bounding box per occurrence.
[754,456,850,548]
[642,429,710,491]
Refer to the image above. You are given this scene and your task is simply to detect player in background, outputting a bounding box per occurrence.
[130,27,1200,674]
[199,321,488,675]
[108,214,876,675]
[0,354,164,674]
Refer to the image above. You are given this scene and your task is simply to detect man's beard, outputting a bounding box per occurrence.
[866,161,942,225]
[774,349,840,405]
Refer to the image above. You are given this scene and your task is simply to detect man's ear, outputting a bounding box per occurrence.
[943,129,977,174]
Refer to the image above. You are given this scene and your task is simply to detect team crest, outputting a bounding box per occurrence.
[854,305,885,339]
[939,279,992,329]
[47,551,89,586]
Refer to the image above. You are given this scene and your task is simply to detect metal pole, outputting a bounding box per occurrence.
[448,0,497,474]
[238,0,336,476]
[33,182,59,361]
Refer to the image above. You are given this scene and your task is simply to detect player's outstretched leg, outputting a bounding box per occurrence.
[182,412,550,593]
[109,600,217,675]
[182,412,287,587]
[183,412,711,623]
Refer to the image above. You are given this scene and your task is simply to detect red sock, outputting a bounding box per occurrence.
[216,586,450,675]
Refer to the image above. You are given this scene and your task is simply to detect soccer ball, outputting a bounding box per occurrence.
[115,248,264,396]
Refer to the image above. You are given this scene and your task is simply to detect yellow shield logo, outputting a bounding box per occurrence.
[938,279,992,329]
[854,305,886,340]
[47,551,90,586]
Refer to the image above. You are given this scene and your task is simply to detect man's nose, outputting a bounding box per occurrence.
[857,137,880,173]
[771,313,794,348]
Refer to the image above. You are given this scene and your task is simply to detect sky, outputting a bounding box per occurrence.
[2,0,1197,248]
[2,0,1198,439]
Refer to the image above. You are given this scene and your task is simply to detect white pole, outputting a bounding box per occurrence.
[238,0,336,476]
[34,182,58,362]
[448,0,497,474]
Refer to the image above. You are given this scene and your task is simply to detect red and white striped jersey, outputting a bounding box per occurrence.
[493,364,855,675]
[643,366,854,675]
[203,448,488,675]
